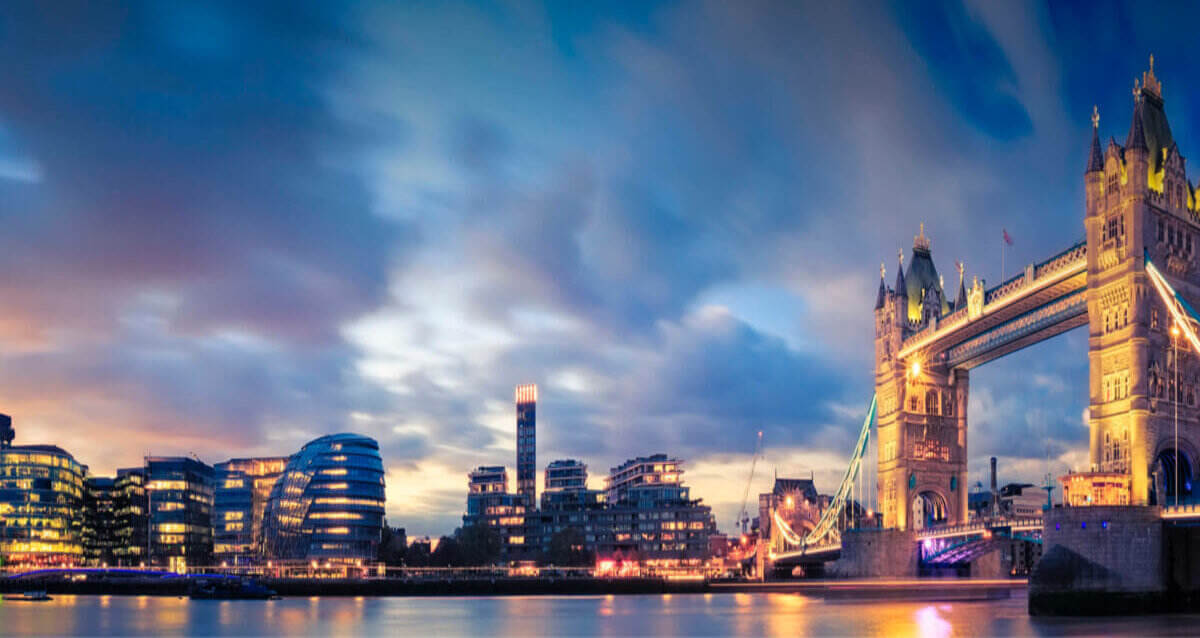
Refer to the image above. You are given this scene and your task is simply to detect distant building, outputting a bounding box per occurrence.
[757,477,828,546]
[545,459,587,492]
[464,465,530,558]
[0,413,12,449]
[263,434,386,563]
[146,456,215,572]
[213,457,286,565]
[111,468,147,566]
[600,455,716,562]
[516,384,537,504]
[605,454,683,504]
[0,443,87,566]
[83,477,116,566]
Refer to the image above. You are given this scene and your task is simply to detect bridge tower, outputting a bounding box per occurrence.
[874,228,970,530]
[1086,58,1200,505]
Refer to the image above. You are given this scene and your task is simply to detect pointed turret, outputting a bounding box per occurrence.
[1086,105,1103,173]
[894,250,907,300]
[875,263,887,310]
[1126,80,1148,152]
[954,262,968,311]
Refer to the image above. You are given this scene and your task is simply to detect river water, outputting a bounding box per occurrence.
[1,593,1196,636]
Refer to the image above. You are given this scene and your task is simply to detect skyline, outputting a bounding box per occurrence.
[2,1,1196,537]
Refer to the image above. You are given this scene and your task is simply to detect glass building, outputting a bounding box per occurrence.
[0,444,87,566]
[83,476,116,566]
[146,457,214,572]
[111,468,147,566]
[213,457,286,565]
[545,459,587,492]
[516,384,537,504]
[263,434,385,562]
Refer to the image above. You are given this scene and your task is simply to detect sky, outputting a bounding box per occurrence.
[1,1,1198,537]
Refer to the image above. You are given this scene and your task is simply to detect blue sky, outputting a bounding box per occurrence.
[0,1,1194,536]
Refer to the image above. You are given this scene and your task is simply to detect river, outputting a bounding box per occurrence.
[1,592,1196,636]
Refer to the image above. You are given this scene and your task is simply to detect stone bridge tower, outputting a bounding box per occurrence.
[1086,58,1200,506]
[874,227,970,530]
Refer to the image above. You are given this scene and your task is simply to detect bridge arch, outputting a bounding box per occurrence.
[1154,440,1197,502]
[910,488,949,530]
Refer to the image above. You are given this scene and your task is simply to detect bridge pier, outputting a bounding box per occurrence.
[1030,506,1164,615]
[828,529,917,578]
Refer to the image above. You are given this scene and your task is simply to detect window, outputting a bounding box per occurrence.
[925,390,939,416]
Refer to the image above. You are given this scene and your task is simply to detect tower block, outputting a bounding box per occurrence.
[1085,58,1200,506]
[874,228,970,530]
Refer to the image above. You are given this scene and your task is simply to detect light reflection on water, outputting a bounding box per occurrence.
[1,593,1198,636]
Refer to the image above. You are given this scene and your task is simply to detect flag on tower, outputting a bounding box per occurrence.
[1003,229,1014,246]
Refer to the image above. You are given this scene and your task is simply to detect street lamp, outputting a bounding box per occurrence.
[1172,323,1181,507]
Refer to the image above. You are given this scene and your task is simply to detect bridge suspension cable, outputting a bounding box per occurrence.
[773,394,877,550]
[1145,250,1200,352]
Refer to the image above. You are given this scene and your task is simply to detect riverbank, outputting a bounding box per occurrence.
[1,575,1025,600]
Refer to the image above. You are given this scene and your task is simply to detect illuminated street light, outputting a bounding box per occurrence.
[785,496,795,508]
[909,360,921,379]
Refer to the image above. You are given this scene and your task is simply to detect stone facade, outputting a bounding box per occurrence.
[1085,60,1200,505]
[874,231,970,530]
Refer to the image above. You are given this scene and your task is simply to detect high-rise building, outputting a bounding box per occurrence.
[0,442,87,566]
[213,457,286,565]
[111,468,147,566]
[146,456,214,572]
[544,459,587,492]
[82,476,116,566]
[463,465,530,559]
[263,434,386,563]
[602,454,716,561]
[515,384,537,505]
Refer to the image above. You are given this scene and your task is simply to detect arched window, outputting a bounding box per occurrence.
[909,393,920,413]
[925,390,939,416]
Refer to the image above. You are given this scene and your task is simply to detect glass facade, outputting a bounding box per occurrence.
[213,457,286,565]
[111,468,147,566]
[516,384,537,504]
[263,434,385,562]
[83,476,116,566]
[146,457,214,571]
[0,445,87,566]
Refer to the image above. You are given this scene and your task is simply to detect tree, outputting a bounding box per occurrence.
[542,527,594,566]
[430,535,462,566]
[455,523,501,566]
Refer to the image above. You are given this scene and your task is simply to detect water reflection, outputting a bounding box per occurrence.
[2,592,1199,636]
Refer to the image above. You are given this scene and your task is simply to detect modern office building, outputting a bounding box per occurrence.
[0,442,87,566]
[111,468,147,566]
[82,476,116,566]
[468,454,716,564]
[602,455,716,561]
[213,457,286,565]
[605,454,683,504]
[146,456,214,572]
[515,384,537,505]
[464,465,530,558]
[545,459,587,492]
[263,434,386,563]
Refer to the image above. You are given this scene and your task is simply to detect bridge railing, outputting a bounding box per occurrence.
[1162,504,1200,519]
[900,240,1086,355]
[914,515,1043,540]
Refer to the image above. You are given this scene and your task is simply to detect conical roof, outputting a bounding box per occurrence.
[905,245,949,321]
[1086,107,1103,173]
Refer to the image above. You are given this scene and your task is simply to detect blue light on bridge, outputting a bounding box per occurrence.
[1081,522,1086,530]
[1102,520,1109,530]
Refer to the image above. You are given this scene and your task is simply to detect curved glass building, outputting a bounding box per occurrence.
[263,434,385,562]
[0,444,87,566]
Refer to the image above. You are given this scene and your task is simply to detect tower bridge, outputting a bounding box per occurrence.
[761,58,1200,587]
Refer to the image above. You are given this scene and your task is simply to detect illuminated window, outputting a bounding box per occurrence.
[224,511,244,521]
[508,536,524,544]
[223,479,244,488]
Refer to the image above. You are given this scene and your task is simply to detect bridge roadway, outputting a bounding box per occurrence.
[898,241,1086,369]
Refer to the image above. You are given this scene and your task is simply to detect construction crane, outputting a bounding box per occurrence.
[737,431,765,534]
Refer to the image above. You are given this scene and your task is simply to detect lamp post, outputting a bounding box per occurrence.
[1173,322,1180,507]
